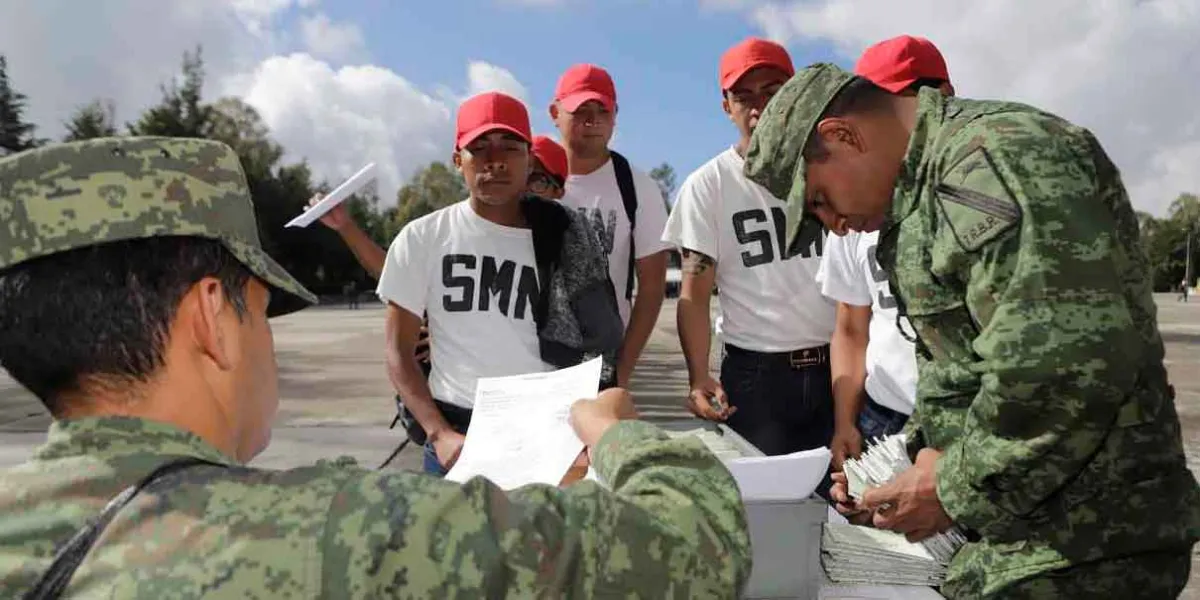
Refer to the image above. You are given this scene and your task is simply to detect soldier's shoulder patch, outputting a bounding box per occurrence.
[934,147,1021,252]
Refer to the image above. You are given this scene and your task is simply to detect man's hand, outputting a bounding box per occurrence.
[430,429,466,469]
[570,388,639,460]
[307,193,352,231]
[829,471,874,526]
[830,423,863,472]
[686,375,736,421]
[860,448,953,542]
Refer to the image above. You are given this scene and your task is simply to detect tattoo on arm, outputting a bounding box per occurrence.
[681,249,716,275]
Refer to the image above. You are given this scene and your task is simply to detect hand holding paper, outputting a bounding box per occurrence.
[286,163,377,228]
[444,358,604,489]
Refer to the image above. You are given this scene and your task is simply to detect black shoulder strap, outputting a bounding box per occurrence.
[23,456,227,600]
[520,196,569,331]
[609,151,638,301]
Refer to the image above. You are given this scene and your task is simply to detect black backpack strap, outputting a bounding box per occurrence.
[23,456,227,600]
[609,151,638,301]
[520,195,569,331]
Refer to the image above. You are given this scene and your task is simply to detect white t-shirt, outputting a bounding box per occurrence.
[816,230,917,416]
[662,147,835,352]
[561,156,671,325]
[376,200,552,409]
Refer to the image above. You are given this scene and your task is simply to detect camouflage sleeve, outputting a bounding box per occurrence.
[320,421,752,598]
[930,114,1143,537]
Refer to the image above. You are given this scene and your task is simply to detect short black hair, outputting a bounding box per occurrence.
[0,237,252,413]
[801,76,894,162]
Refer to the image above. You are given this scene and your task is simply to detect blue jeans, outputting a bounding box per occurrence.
[423,441,448,476]
[721,344,835,500]
[857,395,910,443]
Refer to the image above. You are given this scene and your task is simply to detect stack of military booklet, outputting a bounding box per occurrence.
[839,434,968,565]
[821,522,949,587]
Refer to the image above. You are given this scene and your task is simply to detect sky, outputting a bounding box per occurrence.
[2,0,1198,216]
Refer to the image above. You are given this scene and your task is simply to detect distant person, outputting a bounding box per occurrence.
[1180,279,1190,302]
[378,92,623,476]
[550,63,671,387]
[817,35,955,473]
[662,38,836,474]
[0,136,750,599]
[343,280,361,309]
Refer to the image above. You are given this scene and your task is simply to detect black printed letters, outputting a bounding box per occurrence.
[865,244,896,309]
[442,254,539,319]
[732,207,823,268]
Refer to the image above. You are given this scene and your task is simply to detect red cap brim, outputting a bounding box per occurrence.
[456,124,531,150]
[721,59,794,90]
[558,91,615,113]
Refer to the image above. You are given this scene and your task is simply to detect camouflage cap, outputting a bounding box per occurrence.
[0,136,317,317]
[744,62,856,248]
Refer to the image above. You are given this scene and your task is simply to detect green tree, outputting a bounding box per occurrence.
[129,46,213,138]
[649,162,677,213]
[207,97,284,181]
[1139,193,1200,290]
[392,161,468,228]
[0,55,45,153]
[63,99,118,141]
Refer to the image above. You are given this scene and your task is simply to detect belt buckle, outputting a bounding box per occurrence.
[789,348,821,369]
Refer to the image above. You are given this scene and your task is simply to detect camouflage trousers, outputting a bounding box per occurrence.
[943,550,1192,599]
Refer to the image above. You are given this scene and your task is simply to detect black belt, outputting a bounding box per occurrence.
[724,343,830,369]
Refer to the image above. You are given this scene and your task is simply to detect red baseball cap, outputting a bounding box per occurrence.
[531,135,568,180]
[854,35,950,93]
[554,64,617,112]
[720,37,795,90]
[455,91,532,150]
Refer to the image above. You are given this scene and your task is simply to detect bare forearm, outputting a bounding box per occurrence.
[387,351,448,436]
[618,289,662,376]
[830,306,869,429]
[677,295,713,384]
[677,249,718,384]
[617,253,668,379]
[338,224,386,280]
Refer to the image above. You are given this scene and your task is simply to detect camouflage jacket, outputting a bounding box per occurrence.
[879,88,1200,597]
[0,417,752,598]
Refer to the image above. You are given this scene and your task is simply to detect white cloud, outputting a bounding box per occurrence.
[223,54,455,204]
[299,13,366,62]
[1,0,529,206]
[465,61,530,104]
[715,0,1200,215]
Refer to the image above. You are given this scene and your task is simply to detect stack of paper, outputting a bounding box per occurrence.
[821,523,948,587]
[841,434,967,564]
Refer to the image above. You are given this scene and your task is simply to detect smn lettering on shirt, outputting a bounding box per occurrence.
[732,207,823,268]
[442,254,539,320]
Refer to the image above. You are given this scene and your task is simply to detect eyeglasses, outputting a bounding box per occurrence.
[527,170,564,195]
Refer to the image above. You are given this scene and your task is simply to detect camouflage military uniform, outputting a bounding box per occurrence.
[746,64,1200,599]
[0,137,753,598]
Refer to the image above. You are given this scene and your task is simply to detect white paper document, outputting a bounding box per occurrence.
[444,358,602,490]
[726,447,831,501]
[285,163,377,228]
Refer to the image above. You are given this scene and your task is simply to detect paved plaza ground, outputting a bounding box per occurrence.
[3,295,1199,595]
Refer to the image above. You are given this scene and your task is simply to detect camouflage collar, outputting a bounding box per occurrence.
[33,416,237,466]
[887,87,948,227]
